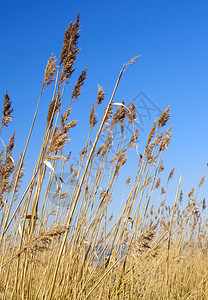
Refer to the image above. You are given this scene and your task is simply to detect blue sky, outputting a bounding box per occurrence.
[0,0,207,211]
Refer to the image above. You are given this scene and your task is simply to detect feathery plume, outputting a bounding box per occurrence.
[96,85,105,106]
[71,67,87,104]
[103,105,113,124]
[43,54,57,88]
[146,140,155,161]
[155,177,161,189]
[114,149,127,175]
[25,225,68,252]
[130,224,157,257]
[158,161,164,173]
[0,131,15,208]
[159,133,172,151]
[89,103,97,129]
[1,91,13,129]
[46,127,69,154]
[202,198,206,211]
[101,132,112,157]
[179,190,183,203]
[188,188,194,199]
[80,146,87,158]
[158,106,170,128]
[96,144,104,156]
[168,168,175,182]
[146,118,157,148]
[45,155,65,161]
[127,101,137,124]
[61,108,71,128]
[126,176,131,185]
[47,93,61,128]
[128,128,139,148]
[199,175,205,188]
[156,132,163,145]
[62,120,78,133]
[60,14,81,82]
[124,55,142,71]
[161,186,166,194]
[7,153,24,196]
[47,120,77,155]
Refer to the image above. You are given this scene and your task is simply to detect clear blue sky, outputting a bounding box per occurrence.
[0,0,207,210]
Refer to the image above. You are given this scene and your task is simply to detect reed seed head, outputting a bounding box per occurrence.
[1,91,13,129]
[127,101,137,124]
[128,128,139,148]
[168,168,175,182]
[146,118,157,148]
[159,161,164,173]
[158,106,170,128]
[71,67,87,104]
[89,103,97,129]
[155,177,161,189]
[60,14,81,82]
[199,175,205,188]
[47,93,61,128]
[43,54,57,88]
[96,85,105,106]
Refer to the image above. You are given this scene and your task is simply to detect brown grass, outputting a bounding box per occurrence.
[0,15,207,299]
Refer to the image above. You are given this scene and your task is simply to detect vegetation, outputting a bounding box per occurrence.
[0,15,207,299]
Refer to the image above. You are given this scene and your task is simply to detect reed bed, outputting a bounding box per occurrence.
[0,15,207,299]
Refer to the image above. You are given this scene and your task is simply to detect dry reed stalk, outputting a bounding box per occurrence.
[48,57,140,299]
[1,54,59,240]
[25,15,81,238]
[166,174,182,298]
[27,17,88,241]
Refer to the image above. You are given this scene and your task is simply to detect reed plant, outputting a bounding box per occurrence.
[0,15,207,299]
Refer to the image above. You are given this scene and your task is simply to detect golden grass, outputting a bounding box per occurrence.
[0,15,207,299]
